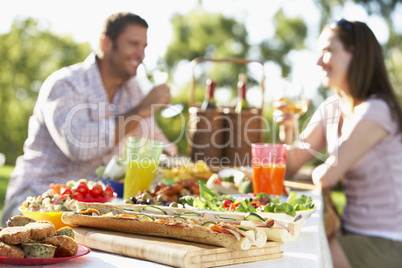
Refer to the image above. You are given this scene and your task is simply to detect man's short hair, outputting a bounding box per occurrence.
[101,12,148,47]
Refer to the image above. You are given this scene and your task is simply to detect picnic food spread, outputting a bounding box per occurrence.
[3,160,316,267]
[62,203,268,251]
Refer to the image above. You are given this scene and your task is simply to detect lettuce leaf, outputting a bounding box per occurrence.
[193,198,208,209]
[263,203,276,213]
[287,193,315,211]
[235,199,256,213]
[198,181,219,201]
[274,202,296,217]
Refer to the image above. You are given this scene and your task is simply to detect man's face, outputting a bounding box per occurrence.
[106,24,148,80]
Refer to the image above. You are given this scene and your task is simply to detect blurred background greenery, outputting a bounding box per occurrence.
[0,166,14,223]
[1,0,401,218]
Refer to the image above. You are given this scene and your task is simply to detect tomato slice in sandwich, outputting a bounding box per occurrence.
[78,208,100,216]
[209,224,233,234]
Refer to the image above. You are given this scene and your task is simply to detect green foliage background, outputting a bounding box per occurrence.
[0,165,14,224]
[0,18,91,164]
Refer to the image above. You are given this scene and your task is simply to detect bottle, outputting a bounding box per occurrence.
[235,73,249,113]
[201,79,217,111]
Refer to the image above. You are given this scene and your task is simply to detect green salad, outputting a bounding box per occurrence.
[179,182,315,217]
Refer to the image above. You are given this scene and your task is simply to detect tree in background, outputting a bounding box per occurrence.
[164,8,250,86]
[164,7,308,89]
[259,9,307,78]
[0,18,91,164]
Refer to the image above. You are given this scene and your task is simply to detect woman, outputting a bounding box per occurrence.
[278,19,402,268]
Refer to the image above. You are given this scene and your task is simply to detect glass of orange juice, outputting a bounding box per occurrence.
[123,137,163,200]
[251,143,289,195]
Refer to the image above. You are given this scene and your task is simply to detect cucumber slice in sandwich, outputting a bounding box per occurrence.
[142,205,168,215]
[135,213,155,221]
[180,211,202,217]
[173,216,187,222]
[202,221,217,227]
[244,212,264,222]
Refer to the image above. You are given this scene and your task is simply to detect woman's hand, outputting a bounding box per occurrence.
[312,163,331,189]
[273,110,294,145]
[273,110,294,127]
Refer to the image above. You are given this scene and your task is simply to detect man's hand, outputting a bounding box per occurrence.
[137,84,171,118]
[115,84,171,145]
[163,144,178,156]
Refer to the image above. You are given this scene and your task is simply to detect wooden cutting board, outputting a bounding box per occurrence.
[73,227,283,268]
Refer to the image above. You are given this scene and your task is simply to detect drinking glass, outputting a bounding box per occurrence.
[251,143,288,195]
[143,61,183,118]
[123,137,163,199]
[273,77,310,149]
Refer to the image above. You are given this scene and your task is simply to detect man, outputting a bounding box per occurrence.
[2,12,177,226]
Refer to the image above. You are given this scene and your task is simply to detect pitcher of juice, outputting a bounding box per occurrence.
[251,143,288,195]
[123,137,163,200]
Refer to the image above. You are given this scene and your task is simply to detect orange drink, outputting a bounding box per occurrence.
[251,143,288,195]
[252,164,286,195]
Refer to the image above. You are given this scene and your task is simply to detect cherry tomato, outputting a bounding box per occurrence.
[222,199,233,209]
[74,181,89,196]
[73,191,85,200]
[61,187,73,196]
[102,186,115,198]
[89,184,103,198]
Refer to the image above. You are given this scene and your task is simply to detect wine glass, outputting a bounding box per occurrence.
[142,60,183,118]
[273,77,310,149]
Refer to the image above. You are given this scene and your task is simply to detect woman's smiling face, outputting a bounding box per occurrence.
[316,28,353,93]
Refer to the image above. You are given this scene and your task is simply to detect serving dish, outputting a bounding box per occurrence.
[0,244,90,265]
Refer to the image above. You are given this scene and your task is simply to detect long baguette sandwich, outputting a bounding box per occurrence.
[74,202,300,242]
[61,203,268,250]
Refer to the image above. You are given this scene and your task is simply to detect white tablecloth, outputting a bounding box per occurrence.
[2,190,332,268]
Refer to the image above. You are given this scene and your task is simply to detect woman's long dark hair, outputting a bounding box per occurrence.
[328,20,402,135]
